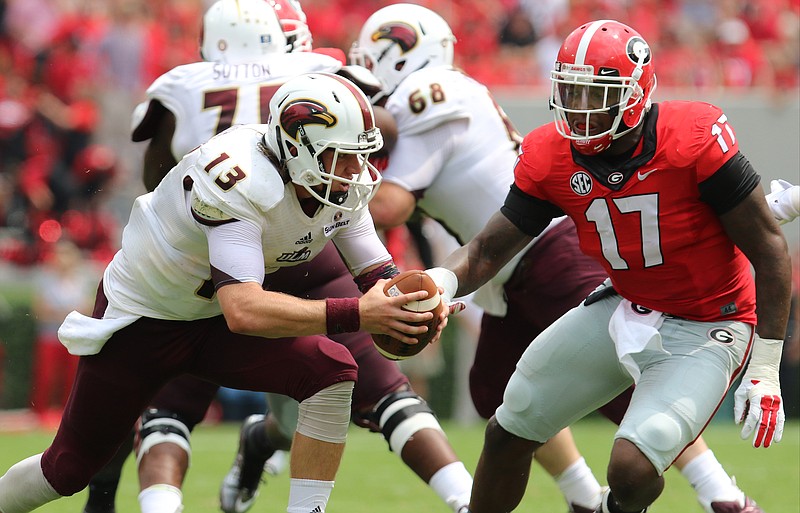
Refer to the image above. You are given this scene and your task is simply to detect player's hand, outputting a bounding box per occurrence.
[765,179,800,225]
[733,335,785,448]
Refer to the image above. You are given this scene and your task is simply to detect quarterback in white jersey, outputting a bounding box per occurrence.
[104,123,387,321]
[351,5,774,513]
[0,73,443,513]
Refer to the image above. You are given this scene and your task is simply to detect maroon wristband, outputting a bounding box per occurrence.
[325,297,360,334]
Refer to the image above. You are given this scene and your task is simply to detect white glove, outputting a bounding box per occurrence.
[424,267,466,315]
[765,179,800,225]
[733,335,785,448]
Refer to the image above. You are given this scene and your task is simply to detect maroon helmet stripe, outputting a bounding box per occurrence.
[327,73,374,130]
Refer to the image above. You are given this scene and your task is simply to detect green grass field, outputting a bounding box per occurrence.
[1,418,797,512]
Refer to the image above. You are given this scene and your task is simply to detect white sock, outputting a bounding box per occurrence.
[680,449,744,506]
[428,461,473,511]
[287,478,334,513]
[138,484,183,513]
[555,457,603,510]
[0,454,61,513]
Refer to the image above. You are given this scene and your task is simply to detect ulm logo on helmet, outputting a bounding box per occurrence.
[372,22,418,53]
[279,99,337,155]
[626,36,651,66]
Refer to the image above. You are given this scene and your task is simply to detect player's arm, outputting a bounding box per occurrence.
[131,99,179,192]
[721,185,792,339]
[704,153,792,447]
[142,107,178,192]
[369,181,417,229]
[701,154,792,339]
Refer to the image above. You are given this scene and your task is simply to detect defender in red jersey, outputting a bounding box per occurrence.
[426,20,791,513]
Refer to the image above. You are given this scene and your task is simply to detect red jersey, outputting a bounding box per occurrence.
[514,101,756,323]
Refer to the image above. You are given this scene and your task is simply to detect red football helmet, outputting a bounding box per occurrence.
[268,0,312,52]
[550,20,657,155]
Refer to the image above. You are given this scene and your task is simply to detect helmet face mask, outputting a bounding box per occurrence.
[550,20,657,155]
[265,73,384,212]
[349,3,456,102]
[200,0,288,64]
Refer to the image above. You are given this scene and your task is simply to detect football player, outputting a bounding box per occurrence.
[418,19,788,513]
[352,5,790,513]
[81,1,474,513]
[0,68,453,513]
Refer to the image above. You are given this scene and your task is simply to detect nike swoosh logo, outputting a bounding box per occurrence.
[599,69,616,75]
[637,168,658,180]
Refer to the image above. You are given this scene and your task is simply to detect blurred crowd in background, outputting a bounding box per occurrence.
[0,0,798,267]
[0,0,797,422]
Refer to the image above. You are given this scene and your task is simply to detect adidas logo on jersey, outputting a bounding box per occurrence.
[309,507,322,513]
[296,232,313,245]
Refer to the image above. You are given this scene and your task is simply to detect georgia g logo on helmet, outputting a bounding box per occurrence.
[372,22,418,53]
[280,99,337,141]
[626,36,651,66]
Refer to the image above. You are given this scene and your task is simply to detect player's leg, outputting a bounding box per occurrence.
[196,327,358,513]
[471,217,609,512]
[472,312,604,513]
[0,315,189,512]
[597,358,765,512]
[279,249,473,511]
[219,402,292,513]
[82,430,134,513]
[606,318,753,513]
[135,375,220,513]
[674,440,764,513]
[353,368,473,513]
[470,292,629,513]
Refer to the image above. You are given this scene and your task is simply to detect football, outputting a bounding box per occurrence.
[372,270,444,361]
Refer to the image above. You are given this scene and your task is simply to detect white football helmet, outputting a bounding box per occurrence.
[200,0,288,64]
[265,73,384,212]
[349,3,456,101]
[269,0,313,52]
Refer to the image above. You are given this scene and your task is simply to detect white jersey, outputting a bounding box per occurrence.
[103,125,389,320]
[381,67,563,315]
[131,52,343,159]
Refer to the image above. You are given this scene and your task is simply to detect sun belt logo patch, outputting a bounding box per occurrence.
[280,99,336,140]
[372,22,418,53]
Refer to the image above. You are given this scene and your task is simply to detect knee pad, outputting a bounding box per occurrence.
[369,391,443,454]
[136,409,192,466]
[296,381,354,444]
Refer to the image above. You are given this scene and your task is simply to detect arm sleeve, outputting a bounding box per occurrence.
[203,220,266,289]
[500,184,563,237]
[698,151,761,215]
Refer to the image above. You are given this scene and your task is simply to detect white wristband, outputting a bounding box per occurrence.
[424,267,458,304]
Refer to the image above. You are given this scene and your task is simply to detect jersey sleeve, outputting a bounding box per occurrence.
[673,102,741,183]
[204,220,266,288]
